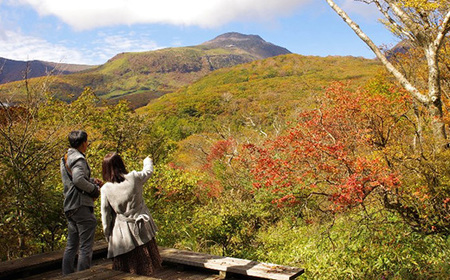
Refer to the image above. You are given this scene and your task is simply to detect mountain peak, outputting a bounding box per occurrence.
[207,32,264,42]
[201,32,291,59]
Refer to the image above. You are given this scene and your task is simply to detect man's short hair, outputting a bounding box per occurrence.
[68,130,88,148]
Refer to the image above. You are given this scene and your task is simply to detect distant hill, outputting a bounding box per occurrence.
[0,32,291,108]
[0,58,94,84]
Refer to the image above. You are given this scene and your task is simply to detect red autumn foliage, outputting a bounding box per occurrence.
[207,139,234,162]
[241,83,409,211]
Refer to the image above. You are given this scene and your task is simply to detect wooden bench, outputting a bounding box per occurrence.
[0,242,304,280]
[160,247,304,280]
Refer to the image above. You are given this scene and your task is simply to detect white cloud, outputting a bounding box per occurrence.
[88,32,162,63]
[17,0,314,30]
[0,0,386,65]
[0,30,88,64]
[100,34,160,53]
[341,0,379,20]
[0,28,163,64]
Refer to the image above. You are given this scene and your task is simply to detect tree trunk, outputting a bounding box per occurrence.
[324,0,429,104]
[425,44,447,147]
[324,0,448,147]
[413,102,422,151]
[428,100,447,148]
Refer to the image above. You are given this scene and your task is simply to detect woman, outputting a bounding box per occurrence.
[101,152,162,275]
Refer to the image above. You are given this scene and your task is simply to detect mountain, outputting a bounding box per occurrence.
[201,32,291,59]
[0,32,291,108]
[136,54,383,169]
[0,58,94,84]
[385,40,412,59]
[138,54,383,137]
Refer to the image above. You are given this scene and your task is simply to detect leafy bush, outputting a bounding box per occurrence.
[254,212,450,279]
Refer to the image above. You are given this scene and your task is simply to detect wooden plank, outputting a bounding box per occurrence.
[0,250,63,279]
[51,266,123,280]
[159,248,304,280]
[2,242,303,280]
[54,264,219,280]
[149,268,176,279]
[154,269,203,280]
[0,241,108,280]
[21,256,111,280]
[109,273,160,280]
[21,258,219,280]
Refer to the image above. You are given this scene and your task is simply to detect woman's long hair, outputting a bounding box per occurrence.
[102,152,128,183]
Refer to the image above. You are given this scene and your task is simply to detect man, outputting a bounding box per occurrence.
[60,130,102,275]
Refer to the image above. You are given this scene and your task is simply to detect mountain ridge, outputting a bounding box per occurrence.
[0,32,293,107]
[0,58,94,84]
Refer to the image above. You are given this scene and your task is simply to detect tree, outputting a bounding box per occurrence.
[325,0,450,146]
[92,100,147,157]
[0,84,106,260]
[242,82,450,234]
[242,83,406,209]
[0,79,67,259]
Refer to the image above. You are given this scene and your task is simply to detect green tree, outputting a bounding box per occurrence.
[92,100,147,157]
[0,81,67,259]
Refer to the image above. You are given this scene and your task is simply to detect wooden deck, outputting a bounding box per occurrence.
[20,258,230,280]
[0,241,304,280]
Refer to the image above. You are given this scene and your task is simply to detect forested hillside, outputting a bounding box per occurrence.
[0,33,291,108]
[139,54,381,135]
[1,47,449,279]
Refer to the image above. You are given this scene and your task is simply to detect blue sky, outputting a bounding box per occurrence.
[0,0,399,65]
